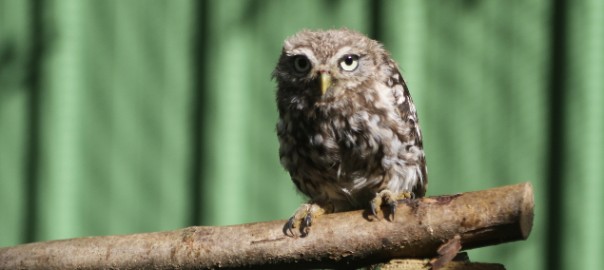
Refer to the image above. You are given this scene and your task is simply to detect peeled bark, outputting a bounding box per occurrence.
[0,182,534,269]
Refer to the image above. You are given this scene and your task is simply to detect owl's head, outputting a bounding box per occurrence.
[273,29,390,106]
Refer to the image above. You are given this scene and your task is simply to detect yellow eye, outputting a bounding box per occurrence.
[293,55,311,73]
[339,54,359,71]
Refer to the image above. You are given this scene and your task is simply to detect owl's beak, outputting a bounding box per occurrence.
[320,72,332,95]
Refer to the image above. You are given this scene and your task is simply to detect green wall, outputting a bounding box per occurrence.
[1,1,603,269]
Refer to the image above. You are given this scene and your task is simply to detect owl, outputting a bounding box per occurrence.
[273,29,427,236]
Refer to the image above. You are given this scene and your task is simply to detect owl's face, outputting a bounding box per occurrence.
[274,29,389,108]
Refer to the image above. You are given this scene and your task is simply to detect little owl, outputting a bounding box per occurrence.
[273,29,427,236]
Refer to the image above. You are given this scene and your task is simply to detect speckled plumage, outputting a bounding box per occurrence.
[273,29,427,235]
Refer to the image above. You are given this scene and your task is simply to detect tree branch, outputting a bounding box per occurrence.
[0,183,533,269]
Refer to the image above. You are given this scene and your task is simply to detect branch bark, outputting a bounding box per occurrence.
[0,183,534,270]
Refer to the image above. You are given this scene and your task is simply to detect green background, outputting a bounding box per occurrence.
[1,0,603,269]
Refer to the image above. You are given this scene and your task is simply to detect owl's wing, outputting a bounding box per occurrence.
[387,60,428,197]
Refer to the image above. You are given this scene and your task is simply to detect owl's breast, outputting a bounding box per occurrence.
[277,111,339,177]
[277,92,416,205]
[281,110,380,171]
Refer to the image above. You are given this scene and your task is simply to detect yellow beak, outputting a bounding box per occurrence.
[320,73,332,95]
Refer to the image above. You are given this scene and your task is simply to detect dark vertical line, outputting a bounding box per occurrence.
[546,0,566,269]
[23,0,44,243]
[369,0,383,41]
[189,0,210,226]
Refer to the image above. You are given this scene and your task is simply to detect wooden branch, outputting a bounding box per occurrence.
[381,257,506,270]
[0,183,533,270]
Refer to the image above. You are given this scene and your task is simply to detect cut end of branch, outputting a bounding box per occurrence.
[519,182,535,240]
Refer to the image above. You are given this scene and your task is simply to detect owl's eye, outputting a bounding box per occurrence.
[339,54,359,71]
[292,55,311,74]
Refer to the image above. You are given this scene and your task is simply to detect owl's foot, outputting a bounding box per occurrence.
[370,190,413,220]
[283,203,326,237]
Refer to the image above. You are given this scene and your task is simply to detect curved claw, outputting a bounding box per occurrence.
[370,190,412,221]
[283,203,327,237]
[283,216,296,236]
[304,212,312,228]
[388,200,397,221]
[370,202,379,217]
[302,214,312,236]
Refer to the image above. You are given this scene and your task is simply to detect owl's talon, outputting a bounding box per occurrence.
[283,217,296,236]
[370,205,380,220]
[283,203,326,237]
[388,201,397,220]
[370,203,378,218]
[304,213,312,228]
[369,195,383,219]
[301,223,310,236]
[370,189,410,220]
